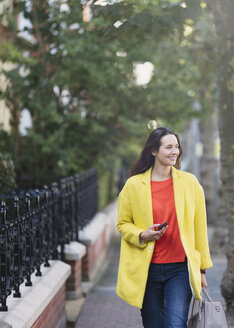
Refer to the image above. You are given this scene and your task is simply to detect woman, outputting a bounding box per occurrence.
[116,127,213,328]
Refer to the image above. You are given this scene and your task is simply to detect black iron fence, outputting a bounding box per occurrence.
[0,168,98,311]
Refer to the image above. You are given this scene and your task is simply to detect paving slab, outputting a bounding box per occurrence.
[75,234,229,328]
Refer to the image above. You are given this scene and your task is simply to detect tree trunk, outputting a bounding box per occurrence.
[209,182,228,255]
[207,0,234,323]
[199,108,218,225]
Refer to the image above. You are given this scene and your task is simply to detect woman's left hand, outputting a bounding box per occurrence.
[201,273,207,288]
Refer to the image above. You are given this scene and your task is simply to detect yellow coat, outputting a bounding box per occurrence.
[116,167,213,309]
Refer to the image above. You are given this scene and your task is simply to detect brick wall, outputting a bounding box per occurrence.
[31,284,65,328]
[31,285,66,328]
[0,261,70,328]
[66,260,82,293]
[82,229,106,280]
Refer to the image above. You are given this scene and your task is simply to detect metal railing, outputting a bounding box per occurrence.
[0,168,98,311]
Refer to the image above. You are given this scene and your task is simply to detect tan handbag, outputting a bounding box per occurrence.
[187,288,229,328]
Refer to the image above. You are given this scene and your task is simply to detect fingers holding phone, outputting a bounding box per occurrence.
[155,221,168,240]
[156,221,168,231]
[140,222,168,241]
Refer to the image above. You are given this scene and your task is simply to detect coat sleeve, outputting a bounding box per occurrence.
[194,181,213,269]
[117,183,148,249]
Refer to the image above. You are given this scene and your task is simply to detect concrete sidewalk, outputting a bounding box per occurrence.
[75,237,142,328]
[75,235,229,328]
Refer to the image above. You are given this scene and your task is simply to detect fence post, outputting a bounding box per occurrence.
[51,182,59,260]
[0,202,9,311]
[43,185,51,268]
[34,189,42,276]
[75,174,80,241]
[25,192,33,287]
[13,196,22,298]
[60,179,66,262]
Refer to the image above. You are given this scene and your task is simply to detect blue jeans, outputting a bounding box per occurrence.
[141,261,192,328]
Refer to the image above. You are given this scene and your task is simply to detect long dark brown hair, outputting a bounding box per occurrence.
[130,127,183,177]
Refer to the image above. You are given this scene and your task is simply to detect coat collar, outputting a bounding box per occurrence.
[139,166,182,184]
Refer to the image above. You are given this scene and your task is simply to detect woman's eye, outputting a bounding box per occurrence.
[166,145,179,149]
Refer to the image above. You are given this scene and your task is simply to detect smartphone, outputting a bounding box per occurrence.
[157,221,168,231]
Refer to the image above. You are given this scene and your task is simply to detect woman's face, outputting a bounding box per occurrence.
[153,134,180,167]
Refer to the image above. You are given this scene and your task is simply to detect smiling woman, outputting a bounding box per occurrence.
[150,134,180,172]
[130,127,183,177]
[116,127,213,328]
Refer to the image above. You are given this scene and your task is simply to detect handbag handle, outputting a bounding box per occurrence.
[191,296,196,315]
[190,288,212,316]
[202,288,213,302]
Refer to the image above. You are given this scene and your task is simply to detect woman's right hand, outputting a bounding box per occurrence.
[140,224,168,241]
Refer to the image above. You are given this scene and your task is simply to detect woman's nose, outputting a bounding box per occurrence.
[172,148,179,154]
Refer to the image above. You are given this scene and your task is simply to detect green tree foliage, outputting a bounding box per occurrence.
[0,153,16,194]
[0,0,216,198]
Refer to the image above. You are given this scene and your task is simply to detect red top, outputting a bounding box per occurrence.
[151,177,186,263]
